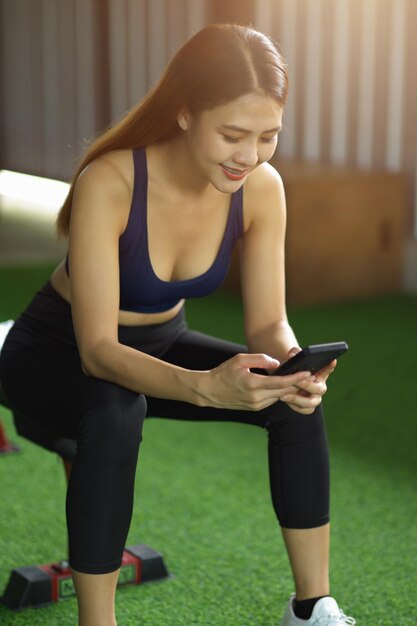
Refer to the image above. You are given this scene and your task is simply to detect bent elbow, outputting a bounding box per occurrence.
[80,358,94,377]
[80,351,99,377]
[78,338,116,379]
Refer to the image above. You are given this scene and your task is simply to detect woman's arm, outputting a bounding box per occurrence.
[240,163,297,359]
[68,158,204,405]
[240,164,333,414]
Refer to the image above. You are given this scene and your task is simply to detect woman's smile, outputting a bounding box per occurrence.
[220,164,251,180]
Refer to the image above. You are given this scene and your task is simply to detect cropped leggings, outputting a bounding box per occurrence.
[0,282,330,574]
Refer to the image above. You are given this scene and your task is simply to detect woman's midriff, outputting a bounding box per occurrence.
[49,260,185,327]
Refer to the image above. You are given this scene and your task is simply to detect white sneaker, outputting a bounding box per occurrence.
[280,594,356,625]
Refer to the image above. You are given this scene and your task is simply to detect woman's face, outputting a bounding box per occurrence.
[178,92,283,192]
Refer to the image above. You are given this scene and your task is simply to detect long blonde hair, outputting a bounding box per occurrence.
[56,23,288,237]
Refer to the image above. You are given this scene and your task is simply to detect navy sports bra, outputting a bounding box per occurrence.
[67,147,244,313]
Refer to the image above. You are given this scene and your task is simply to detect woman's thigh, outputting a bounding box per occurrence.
[1,338,122,440]
[146,328,277,428]
[161,328,248,370]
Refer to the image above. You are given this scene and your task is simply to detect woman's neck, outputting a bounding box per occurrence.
[148,135,214,199]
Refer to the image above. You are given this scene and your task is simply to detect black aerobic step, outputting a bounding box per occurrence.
[1,544,169,610]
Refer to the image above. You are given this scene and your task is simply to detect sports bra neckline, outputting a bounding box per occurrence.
[133,147,241,287]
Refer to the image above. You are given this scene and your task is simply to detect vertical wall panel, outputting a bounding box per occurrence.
[108,1,130,121]
[330,0,350,164]
[41,0,63,176]
[166,0,187,60]
[386,0,406,171]
[275,0,298,159]
[75,0,98,145]
[127,0,148,106]
[57,0,78,174]
[319,0,335,163]
[147,0,167,86]
[356,0,377,168]
[1,1,41,173]
[185,0,208,36]
[372,0,391,168]
[345,0,361,167]
[27,2,44,174]
[403,0,417,236]
[402,0,417,182]
[303,0,322,161]
[254,0,274,36]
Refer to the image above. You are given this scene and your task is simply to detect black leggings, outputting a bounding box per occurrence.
[0,282,330,574]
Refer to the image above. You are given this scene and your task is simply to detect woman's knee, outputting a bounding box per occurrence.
[265,402,327,445]
[78,382,147,464]
[266,403,330,528]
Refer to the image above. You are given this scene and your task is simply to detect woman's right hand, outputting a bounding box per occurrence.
[197,353,313,411]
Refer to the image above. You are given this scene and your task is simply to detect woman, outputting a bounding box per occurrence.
[0,24,355,626]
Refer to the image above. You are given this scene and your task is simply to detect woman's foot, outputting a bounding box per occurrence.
[280,593,356,625]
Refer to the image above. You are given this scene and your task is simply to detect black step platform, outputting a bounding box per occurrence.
[1,544,169,610]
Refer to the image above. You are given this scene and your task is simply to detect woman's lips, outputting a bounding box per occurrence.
[221,164,249,180]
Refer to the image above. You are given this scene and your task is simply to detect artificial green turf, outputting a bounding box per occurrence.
[0,263,416,625]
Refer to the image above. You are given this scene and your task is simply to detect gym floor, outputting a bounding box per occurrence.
[1,196,417,625]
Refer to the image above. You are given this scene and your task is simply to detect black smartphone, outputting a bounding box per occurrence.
[271,342,349,376]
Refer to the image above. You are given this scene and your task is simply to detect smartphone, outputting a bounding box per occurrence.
[271,342,349,376]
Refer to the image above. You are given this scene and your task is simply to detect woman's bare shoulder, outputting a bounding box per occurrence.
[77,149,134,196]
[71,150,135,235]
[243,161,285,227]
[246,160,284,194]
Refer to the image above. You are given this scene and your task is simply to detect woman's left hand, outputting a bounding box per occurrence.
[280,347,337,414]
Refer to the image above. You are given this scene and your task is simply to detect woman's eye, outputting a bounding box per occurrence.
[221,134,277,144]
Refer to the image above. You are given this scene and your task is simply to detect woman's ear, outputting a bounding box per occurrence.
[177,108,191,131]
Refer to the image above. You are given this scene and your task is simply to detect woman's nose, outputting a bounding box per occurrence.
[233,143,258,167]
